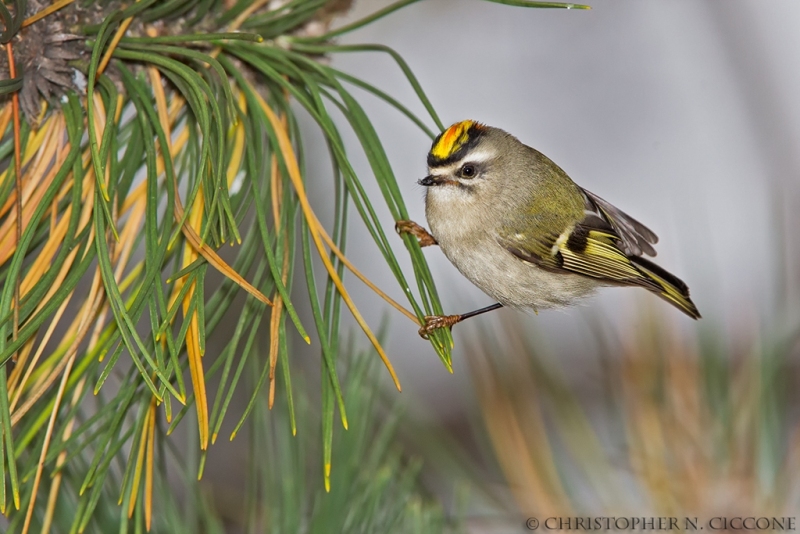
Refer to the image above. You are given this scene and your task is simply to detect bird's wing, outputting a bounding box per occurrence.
[498,215,648,285]
[580,188,658,257]
[497,192,700,319]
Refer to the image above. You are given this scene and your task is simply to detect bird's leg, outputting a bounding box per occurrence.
[396,220,501,338]
[418,303,504,339]
[395,220,438,247]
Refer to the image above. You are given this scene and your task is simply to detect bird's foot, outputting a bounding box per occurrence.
[395,220,438,247]
[418,314,462,339]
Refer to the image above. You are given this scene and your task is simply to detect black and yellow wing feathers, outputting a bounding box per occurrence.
[499,189,700,319]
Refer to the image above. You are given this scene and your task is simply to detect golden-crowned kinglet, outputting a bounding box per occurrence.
[397,120,700,338]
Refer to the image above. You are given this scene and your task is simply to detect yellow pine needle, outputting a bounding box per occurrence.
[19,184,75,298]
[10,88,132,427]
[10,40,22,356]
[219,92,246,245]
[147,68,272,306]
[316,221,419,325]
[183,241,209,449]
[267,213,290,410]
[226,93,246,190]
[41,376,86,534]
[210,0,269,59]
[255,92,402,391]
[270,147,282,230]
[87,93,112,204]
[0,104,11,144]
[19,334,81,534]
[266,106,298,397]
[172,174,273,306]
[267,298,282,410]
[19,268,108,528]
[10,239,88,407]
[0,110,56,218]
[126,403,151,513]
[144,398,156,531]
[22,0,75,27]
[22,186,90,314]
[324,462,331,493]
[12,164,105,408]
[229,0,270,31]
[21,113,51,158]
[0,114,62,261]
[8,291,74,412]
[167,94,185,124]
[20,138,79,296]
[10,273,104,426]
[98,16,134,76]
[119,179,148,219]
[23,177,94,322]
[115,93,125,123]
[150,66,210,449]
[0,109,51,207]
[8,118,93,417]
[267,117,287,411]
[149,66,171,152]
[33,101,49,126]
[155,126,188,179]
[112,187,146,286]
[6,338,33,395]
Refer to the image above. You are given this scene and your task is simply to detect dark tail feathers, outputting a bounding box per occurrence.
[630,256,701,319]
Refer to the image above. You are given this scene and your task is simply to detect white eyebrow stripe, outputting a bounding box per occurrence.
[428,163,459,175]
[460,148,496,164]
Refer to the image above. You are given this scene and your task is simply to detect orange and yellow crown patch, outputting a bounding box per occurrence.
[428,120,486,165]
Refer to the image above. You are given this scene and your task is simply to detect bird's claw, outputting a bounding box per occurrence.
[418,314,462,339]
[395,220,438,247]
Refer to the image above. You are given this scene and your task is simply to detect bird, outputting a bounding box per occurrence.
[396,120,700,339]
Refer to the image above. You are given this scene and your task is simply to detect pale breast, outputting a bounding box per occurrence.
[426,188,597,309]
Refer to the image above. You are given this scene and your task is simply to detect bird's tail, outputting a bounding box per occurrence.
[630,256,701,319]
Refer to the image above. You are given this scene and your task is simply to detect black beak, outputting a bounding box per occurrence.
[418,175,439,186]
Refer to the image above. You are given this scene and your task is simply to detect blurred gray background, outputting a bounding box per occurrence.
[297,0,800,416]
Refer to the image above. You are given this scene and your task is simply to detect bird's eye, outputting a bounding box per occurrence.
[461,164,476,178]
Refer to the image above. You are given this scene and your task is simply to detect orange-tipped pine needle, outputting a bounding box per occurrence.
[182,226,209,449]
[144,397,156,531]
[0,115,64,264]
[19,270,107,531]
[148,69,271,306]
[22,0,75,27]
[266,112,287,410]
[149,66,210,449]
[7,41,22,361]
[268,206,290,409]
[20,339,81,534]
[126,403,151,513]
[41,377,86,533]
[172,196,272,305]
[255,92,402,391]
[98,16,134,75]
[316,221,419,325]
